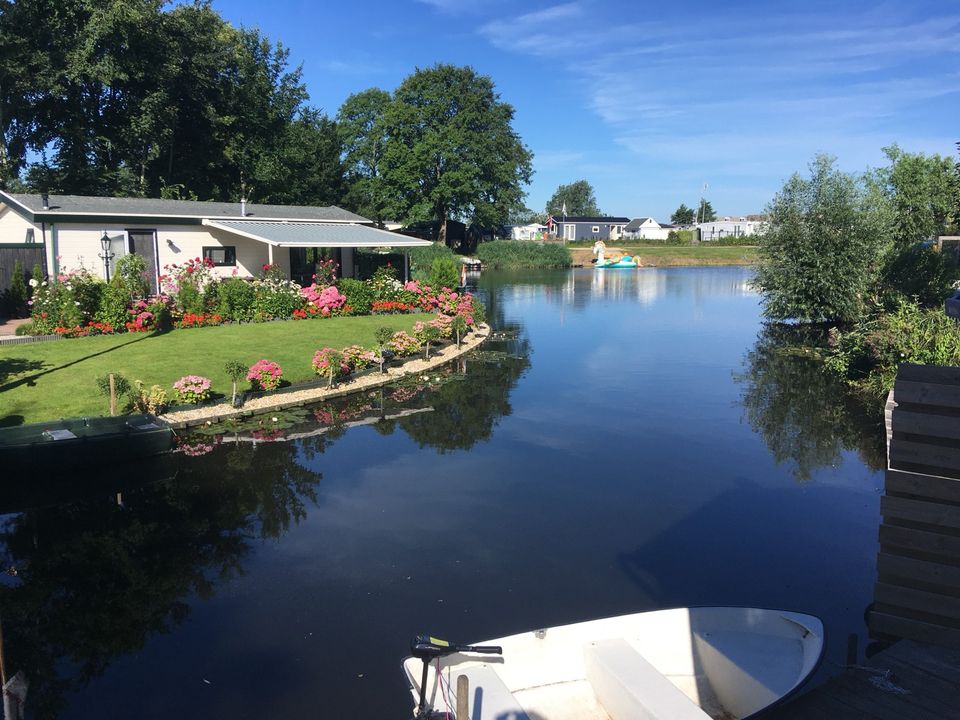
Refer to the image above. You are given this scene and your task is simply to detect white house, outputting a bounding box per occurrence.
[0,192,431,292]
[696,217,764,241]
[623,217,670,241]
[506,223,548,241]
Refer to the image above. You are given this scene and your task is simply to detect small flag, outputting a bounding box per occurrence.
[547,215,554,230]
[561,202,567,216]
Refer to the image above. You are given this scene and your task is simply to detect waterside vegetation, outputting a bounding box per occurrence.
[752,147,960,401]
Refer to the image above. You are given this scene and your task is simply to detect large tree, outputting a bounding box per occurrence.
[337,88,391,224]
[751,154,890,324]
[2,0,343,203]
[545,179,600,216]
[879,144,960,246]
[697,199,717,223]
[378,64,532,246]
[671,203,695,225]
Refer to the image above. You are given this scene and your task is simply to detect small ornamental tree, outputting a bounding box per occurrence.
[312,348,345,388]
[375,326,394,372]
[751,154,890,324]
[451,314,468,349]
[224,360,246,405]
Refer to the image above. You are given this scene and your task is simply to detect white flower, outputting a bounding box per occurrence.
[271,417,278,422]
[29,278,39,288]
[74,301,80,306]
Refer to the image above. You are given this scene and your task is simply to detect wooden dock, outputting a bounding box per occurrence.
[774,364,960,718]
[770,640,960,719]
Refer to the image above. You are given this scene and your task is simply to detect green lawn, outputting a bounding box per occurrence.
[616,245,758,265]
[0,314,430,425]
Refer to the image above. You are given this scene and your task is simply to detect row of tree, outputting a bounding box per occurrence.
[0,1,533,243]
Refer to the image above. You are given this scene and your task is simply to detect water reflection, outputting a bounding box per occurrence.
[735,323,885,482]
[0,336,529,718]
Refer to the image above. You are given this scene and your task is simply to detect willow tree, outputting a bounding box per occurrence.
[751,154,890,324]
[379,64,533,246]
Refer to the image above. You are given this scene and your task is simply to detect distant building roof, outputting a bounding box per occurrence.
[560,216,631,224]
[1,192,367,223]
[624,217,657,231]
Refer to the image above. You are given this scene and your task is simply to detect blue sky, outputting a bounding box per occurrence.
[211,0,960,221]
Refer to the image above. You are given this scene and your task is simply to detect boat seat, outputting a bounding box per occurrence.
[584,639,711,720]
[448,664,529,720]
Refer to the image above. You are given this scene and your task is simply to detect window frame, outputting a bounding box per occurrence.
[202,245,237,267]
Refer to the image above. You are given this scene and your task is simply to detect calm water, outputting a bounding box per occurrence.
[0,267,886,719]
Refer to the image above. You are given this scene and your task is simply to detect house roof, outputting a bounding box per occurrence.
[204,219,432,248]
[560,216,631,224]
[0,192,367,223]
[624,217,657,230]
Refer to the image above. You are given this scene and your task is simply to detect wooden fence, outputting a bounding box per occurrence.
[0,244,46,292]
[870,364,960,645]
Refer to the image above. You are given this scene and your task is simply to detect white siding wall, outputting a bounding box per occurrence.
[0,206,36,243]
[48,223,276,281]
[697,220,762,240]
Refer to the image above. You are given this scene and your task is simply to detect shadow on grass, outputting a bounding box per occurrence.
[0,414,25,427]
[0,332,154,394]
[0,357,49,385]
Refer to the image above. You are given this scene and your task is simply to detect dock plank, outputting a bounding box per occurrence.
[769,641,960,720]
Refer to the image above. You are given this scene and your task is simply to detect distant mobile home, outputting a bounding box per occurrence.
[696,217,764,241]
[555,216,631,242]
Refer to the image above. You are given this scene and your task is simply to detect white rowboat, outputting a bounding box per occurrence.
[404,607,824,720]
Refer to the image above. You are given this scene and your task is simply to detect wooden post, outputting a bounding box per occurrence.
[109,373,117,416]
[456,674,469,719]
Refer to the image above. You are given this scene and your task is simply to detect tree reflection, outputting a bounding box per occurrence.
[0,444,323,719]
[735,323,885,482]
[396,341,530,453]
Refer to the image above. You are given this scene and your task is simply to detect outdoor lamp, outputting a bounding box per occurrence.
[99,231,114,282]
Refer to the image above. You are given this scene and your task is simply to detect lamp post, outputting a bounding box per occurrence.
[99,231,114,282]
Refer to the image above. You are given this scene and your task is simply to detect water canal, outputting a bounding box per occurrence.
[0,267,886,719]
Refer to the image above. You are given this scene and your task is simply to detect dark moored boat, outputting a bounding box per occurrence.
[0,414,173,473]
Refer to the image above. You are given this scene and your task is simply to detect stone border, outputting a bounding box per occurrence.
[162,324,491,429]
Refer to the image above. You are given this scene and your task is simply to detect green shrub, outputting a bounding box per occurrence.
[14,320,34,336]
[115,254,149,299]
[6,260,28,316]
[428,256,460,290]
[408,242,456,280]
[827,300,960,396]
[215,277,256,321]
[96,284,131,328]
[477,240,571,268]
[881,244,958,308]
[338,278,374,314]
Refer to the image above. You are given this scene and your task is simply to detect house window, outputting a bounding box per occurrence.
[592,226,600,233]
[24,228,35,243]
[203,246,236,266]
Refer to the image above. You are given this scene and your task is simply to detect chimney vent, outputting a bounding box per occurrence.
[41,193,49,210]
[241,197,247,217]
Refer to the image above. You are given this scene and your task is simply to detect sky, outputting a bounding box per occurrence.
[211,0,960,221]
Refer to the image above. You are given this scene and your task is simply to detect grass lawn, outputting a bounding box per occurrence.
[618,245,759,265]
[0,314,431,425]
[567,244,758,267]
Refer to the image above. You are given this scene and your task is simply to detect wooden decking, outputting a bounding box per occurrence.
[770,640,960,719]
[774,364,960,718]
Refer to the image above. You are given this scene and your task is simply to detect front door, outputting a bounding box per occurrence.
[289,247,315,287]
[127,230,158,294]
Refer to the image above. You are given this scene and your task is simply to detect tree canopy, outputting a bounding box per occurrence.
[369,64,533,245]
[1,0,342,204]
[671,203,695,225]
[751,154,890,324]
[545,180,601,216]
[879,144,960,246]
[697,199,717,222]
